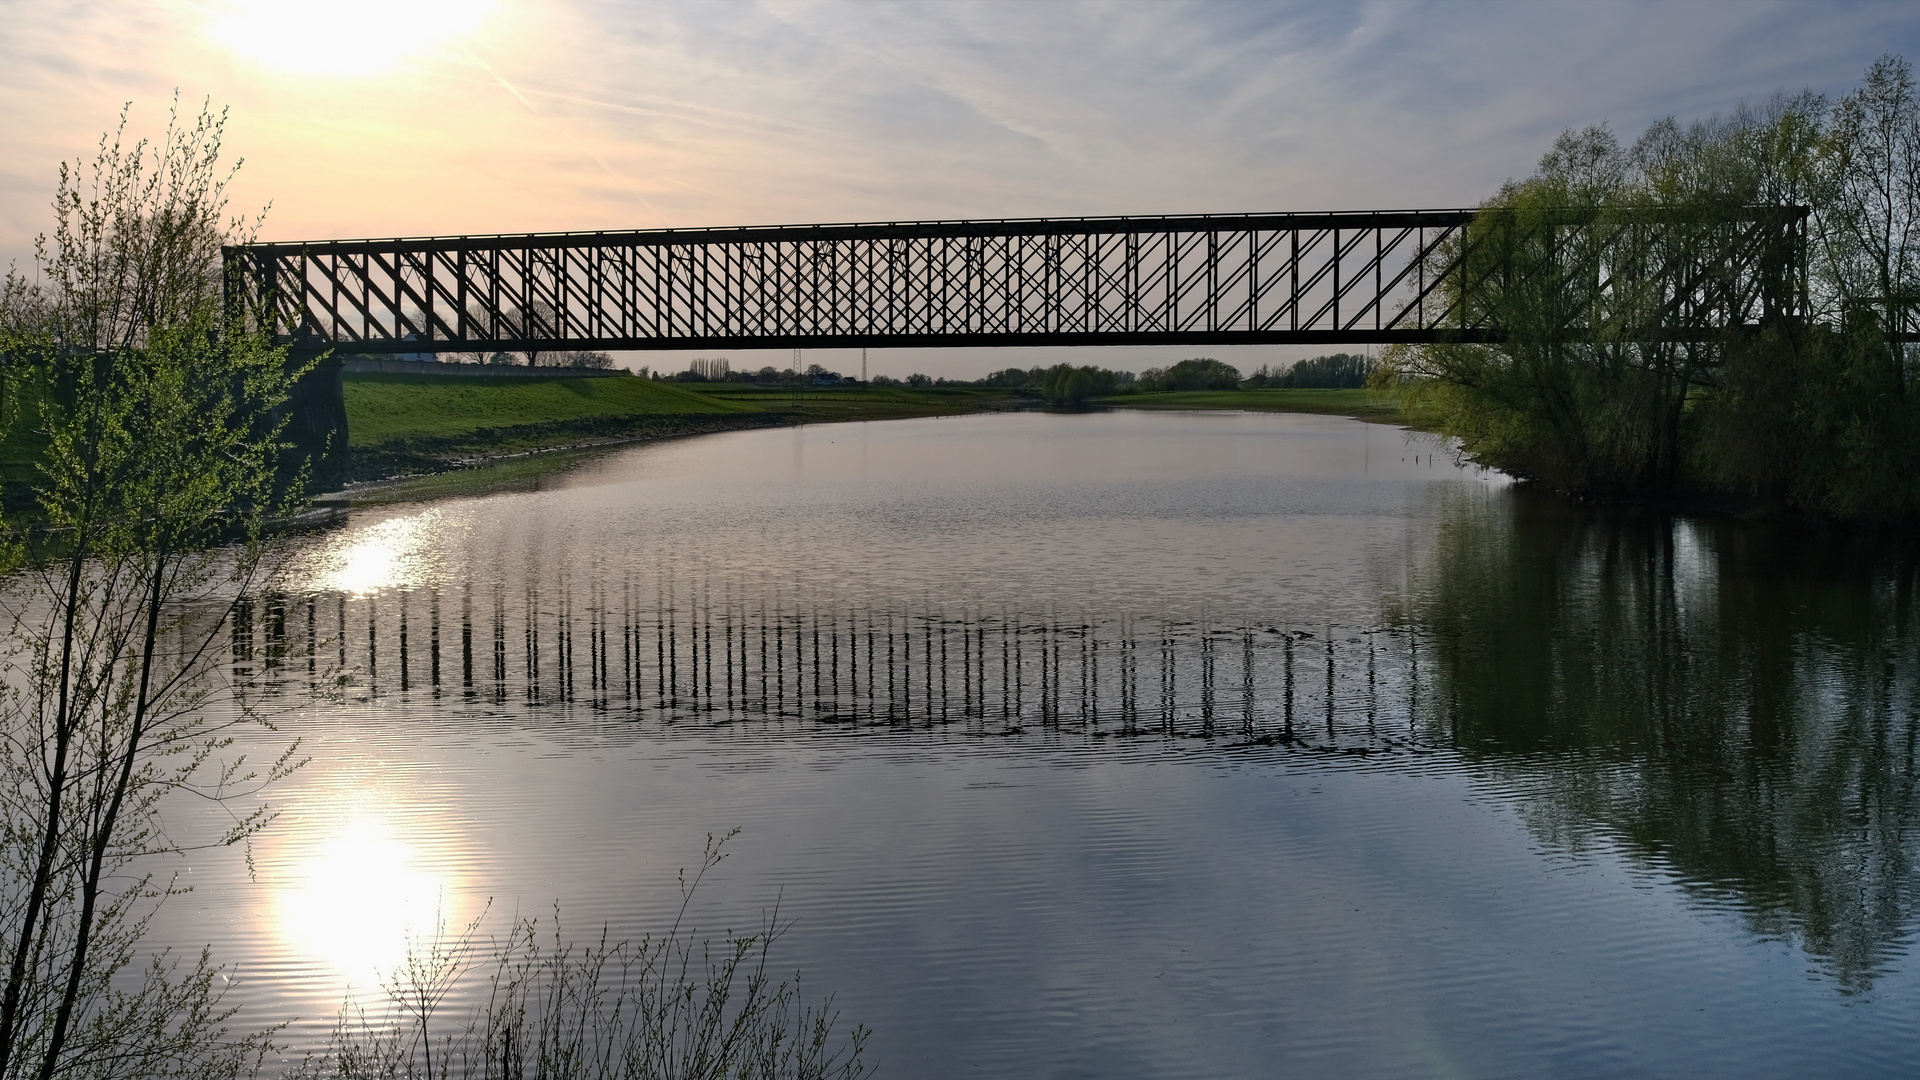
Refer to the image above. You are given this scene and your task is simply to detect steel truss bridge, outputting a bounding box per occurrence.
[230,207,1808,355]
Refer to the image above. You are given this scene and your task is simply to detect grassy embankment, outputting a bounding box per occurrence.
[0,378,1422,510]
[339,373,1021,503]
[345,373,756,477]
[1099,387,1436,428]
[694,381,1017,421]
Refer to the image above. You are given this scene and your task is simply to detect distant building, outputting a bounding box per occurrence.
[396,333,435,363]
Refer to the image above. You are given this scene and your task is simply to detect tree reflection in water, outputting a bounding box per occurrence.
[1390,487,1920,992]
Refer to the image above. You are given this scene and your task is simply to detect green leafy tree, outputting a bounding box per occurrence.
[1038,363,1122,406]
[1248,354,1375,388]
[0,98,304,1080]
[1139,358,1240,392]
[1379,57,1920,513]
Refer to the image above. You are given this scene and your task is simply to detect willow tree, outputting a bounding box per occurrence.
[1825,55,1920,374]
[1383,55,1920,515]
[1383,115,1804,493]
[0,99,304,1080]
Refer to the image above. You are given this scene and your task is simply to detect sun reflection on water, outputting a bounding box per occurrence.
[311,511,447,596]
[275,802,472,988]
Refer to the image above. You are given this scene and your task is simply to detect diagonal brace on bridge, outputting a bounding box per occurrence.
[230,208,1809,355]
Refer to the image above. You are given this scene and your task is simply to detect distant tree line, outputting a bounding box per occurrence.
[602,352,1374,403]
[969,354,1372,405]
[377,340,1386,400]
[436,347,615,369]
[1244,353,1376,388]
[1379,54,1920,520]
[869,372,935,388]
[653,359,860,385]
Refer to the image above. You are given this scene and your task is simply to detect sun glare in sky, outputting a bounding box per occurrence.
[204,0,499,79]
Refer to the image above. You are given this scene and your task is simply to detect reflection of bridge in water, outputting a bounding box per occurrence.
[233,586,1424,749]
[226,549,1920,992]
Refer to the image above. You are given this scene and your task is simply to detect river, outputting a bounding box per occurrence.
[157,409,1920,1078]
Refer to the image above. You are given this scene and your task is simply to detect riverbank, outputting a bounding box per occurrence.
[1099,387,1433,428]
[329,373,1028,504]
[344,373,760,483]
[694,382,1024,421]
[338,380,1443,505]
[0,376,1424,513]
[344,374,1023,474]
[334,384,1435,509]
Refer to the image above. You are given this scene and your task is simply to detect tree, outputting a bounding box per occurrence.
[509,300,559,366]
[1138,358,1240,392]
[435,305,506,365]
[1826,55,1920,386]
[0,98,301,1080]
[1375,57,1920,516]
[1384,114,1815,493]
[978,367,1041,389]
[451,299,574,366]
[686,357,730,381]
[1038,363,1122,406]
[1247,354,1375,388]
[1381,125,1684,492]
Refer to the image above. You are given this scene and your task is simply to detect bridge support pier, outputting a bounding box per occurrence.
[283,337,349,493]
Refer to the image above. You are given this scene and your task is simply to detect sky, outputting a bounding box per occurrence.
[2,0,1916,379]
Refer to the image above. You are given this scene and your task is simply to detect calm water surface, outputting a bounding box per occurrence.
[162,410,1920,1078]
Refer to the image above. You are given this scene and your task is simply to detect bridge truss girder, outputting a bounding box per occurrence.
[231,208,1806,354]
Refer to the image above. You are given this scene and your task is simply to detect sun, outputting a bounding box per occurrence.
[204,0,499,79]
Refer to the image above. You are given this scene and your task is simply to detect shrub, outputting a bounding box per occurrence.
[293,835,869,1080]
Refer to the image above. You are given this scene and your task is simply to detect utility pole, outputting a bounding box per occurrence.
[862,347,868,385]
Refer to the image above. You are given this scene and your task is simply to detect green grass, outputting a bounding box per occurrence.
[338,376,1025,488]
[344,376,1022,447]
[0,377,1438,513]
[343,373,751,446]
[1100,387,1431,427]
[698,383,1020,421]
[5,381,1418,505]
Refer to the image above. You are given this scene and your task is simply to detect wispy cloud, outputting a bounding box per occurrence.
[1,0,1915,374]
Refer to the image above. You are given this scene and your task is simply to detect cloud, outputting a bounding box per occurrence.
[1,0,1915,376]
